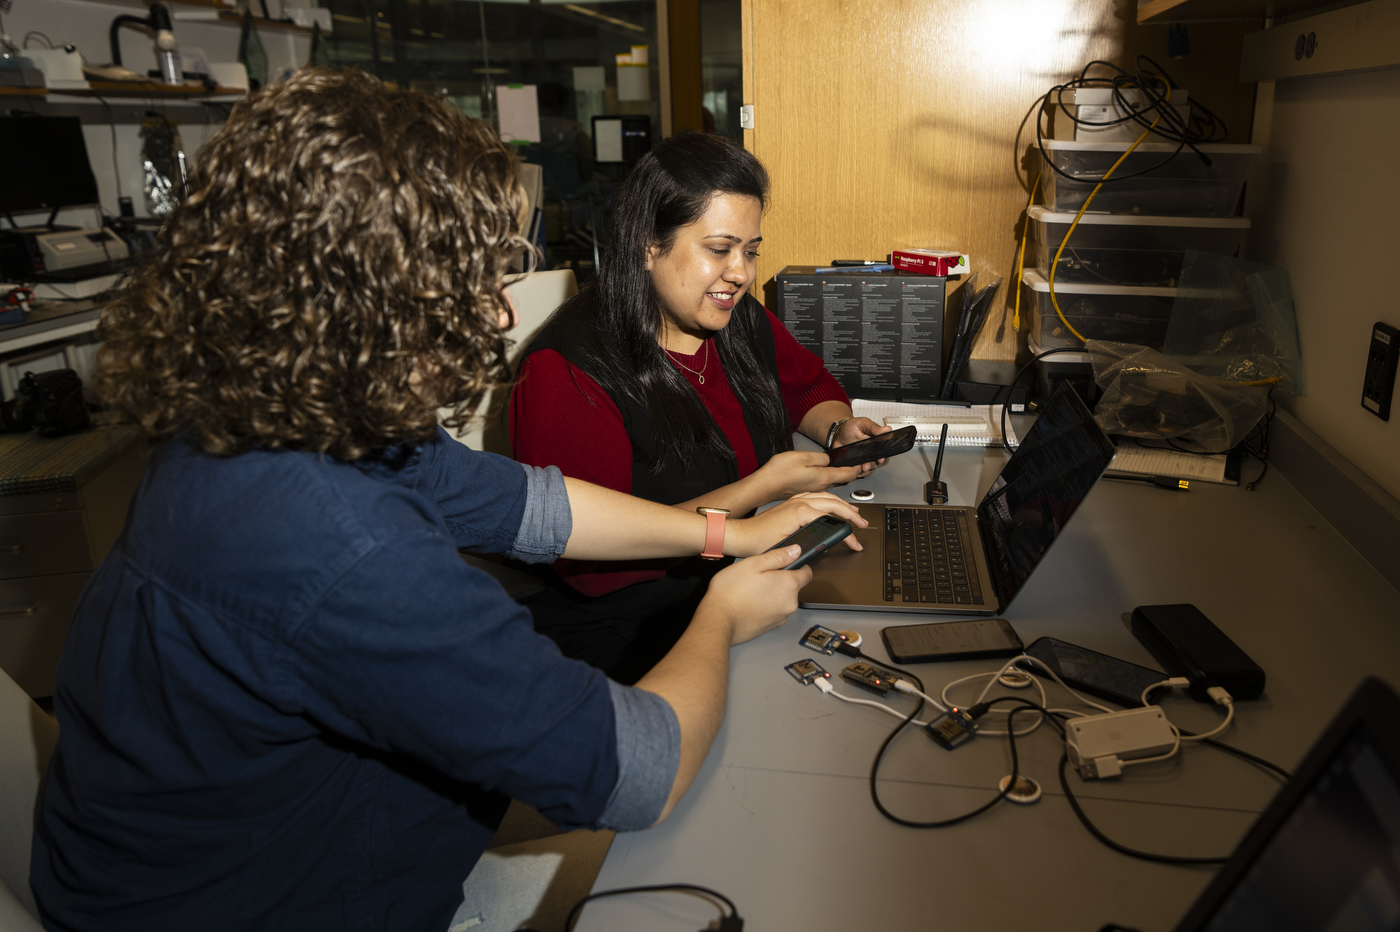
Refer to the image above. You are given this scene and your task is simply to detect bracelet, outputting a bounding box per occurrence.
[825,417,850,449]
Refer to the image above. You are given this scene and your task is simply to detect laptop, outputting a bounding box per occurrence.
[799,382,1117,615]
[1171,676,1400,932]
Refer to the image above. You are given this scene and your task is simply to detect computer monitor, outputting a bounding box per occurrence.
[0,116,101,215]
[1174,677,1400,931]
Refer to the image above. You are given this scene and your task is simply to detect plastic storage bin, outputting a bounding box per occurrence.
[1022,269,1175,350]
[1028,336,1100,407]
[1029,206,1248,287]
[1039,141,1261,217]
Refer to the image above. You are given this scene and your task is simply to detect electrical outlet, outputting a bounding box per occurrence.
[1362,322,1399,421]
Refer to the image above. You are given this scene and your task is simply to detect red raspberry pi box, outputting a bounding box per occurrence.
[891,249,970,277]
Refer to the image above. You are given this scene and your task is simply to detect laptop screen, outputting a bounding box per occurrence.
[1197,723,1400,931]
[976,384,1116,609]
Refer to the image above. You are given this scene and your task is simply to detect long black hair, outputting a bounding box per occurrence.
[546,132,793,473]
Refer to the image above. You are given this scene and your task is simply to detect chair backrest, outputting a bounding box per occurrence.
[439,268,579,456]
[0,667,58,925]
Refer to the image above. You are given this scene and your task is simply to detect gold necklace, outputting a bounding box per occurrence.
[665,340,710,385]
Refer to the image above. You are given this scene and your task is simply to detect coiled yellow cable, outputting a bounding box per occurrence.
[1013,173,1041,333]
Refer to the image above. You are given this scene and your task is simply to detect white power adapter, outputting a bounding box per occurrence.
[1065,707,1177,780]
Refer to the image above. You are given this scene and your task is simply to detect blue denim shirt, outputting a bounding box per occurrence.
[31,429,677,932]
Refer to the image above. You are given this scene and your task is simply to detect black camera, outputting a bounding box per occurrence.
[0,368,91,437]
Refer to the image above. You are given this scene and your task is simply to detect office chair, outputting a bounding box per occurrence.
[439,269,579,456]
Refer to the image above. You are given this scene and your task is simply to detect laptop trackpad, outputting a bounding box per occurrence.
[799,524,882,604]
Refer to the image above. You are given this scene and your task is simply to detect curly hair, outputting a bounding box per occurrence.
[96,67,528,461]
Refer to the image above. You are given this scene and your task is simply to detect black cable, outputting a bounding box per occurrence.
[526,882,739,932]
[995,346,1097,453]
[22,30,55,48]
[1193,736,1291,780]
[1035,57,1228,191]
[1057,754,1229,865]
[838,656,1292,862]
[1104,474,1189,491]
[839,643,923,690]
[869,696,1040,828]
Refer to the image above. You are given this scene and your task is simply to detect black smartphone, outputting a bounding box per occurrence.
[880,618,1024,664]
[766,514,853,570]
[825,425,917,469]
[1018,637,1167,708]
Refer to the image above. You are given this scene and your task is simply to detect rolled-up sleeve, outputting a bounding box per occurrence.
[598,680,680,831]
[505,463,572,564]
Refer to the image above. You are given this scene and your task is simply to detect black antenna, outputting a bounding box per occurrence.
[924,423,949,505]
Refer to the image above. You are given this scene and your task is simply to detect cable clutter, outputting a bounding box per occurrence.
[785,623,1288,864]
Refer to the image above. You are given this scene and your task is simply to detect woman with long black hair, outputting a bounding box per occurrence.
[510,132,888,681]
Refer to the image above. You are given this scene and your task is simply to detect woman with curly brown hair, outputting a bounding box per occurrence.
[29,69,862,932]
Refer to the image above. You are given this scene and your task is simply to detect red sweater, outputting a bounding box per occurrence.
[509,309,848,596]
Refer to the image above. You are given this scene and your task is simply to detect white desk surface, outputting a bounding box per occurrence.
[580,432,1400,932]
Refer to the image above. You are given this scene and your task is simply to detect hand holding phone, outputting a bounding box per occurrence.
[825,425,917,469]
[765,514,853,569]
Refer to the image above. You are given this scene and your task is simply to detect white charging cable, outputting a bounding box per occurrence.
[939,655,1114,736]
[1140,679,1236,742]
[814,677,932,727]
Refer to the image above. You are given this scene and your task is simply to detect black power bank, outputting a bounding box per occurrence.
[1130,604,1265,701]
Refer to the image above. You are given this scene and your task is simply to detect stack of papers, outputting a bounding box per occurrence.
[851,400,1019,448]
[1107,445,1235,485]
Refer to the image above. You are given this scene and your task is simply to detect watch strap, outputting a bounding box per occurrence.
[700,510,726,560]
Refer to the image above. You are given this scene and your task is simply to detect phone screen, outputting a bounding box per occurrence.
[826,425,917,469]
[881,619,1023,663]
[1020,637,1166,707]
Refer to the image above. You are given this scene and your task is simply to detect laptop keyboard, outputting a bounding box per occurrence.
[883,507,985,606]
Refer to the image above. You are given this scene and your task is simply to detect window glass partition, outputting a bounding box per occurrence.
[322,0,662,282]
[699,0,741,142]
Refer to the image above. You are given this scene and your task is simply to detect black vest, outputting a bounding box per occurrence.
[519,295,783,506]
[513,292,786,681]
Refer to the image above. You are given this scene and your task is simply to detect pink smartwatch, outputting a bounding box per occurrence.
[696,506,731,560]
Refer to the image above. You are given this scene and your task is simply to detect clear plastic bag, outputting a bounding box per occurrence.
[1160,251,1303,394]
[1086,340,1269,453]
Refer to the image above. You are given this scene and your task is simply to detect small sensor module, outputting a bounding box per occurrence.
[840,661,898,696]
[925,708,978,750]
[785,658,830,685]
[799,624,846,655]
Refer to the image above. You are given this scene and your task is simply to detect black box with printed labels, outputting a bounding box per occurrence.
[775,267,948,402]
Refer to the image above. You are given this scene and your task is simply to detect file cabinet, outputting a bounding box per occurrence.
[0,431,145,697]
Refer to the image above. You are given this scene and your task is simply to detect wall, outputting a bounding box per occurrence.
[3,0,310,219]
[1246,68,1400,499]
[740,0,1259,363]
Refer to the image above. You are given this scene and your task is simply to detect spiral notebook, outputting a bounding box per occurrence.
[850,399,1020,448]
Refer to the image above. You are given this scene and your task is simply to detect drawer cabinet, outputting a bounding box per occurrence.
[0,511,92,580]
[0,440,146,697]
[0,572,89,697]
